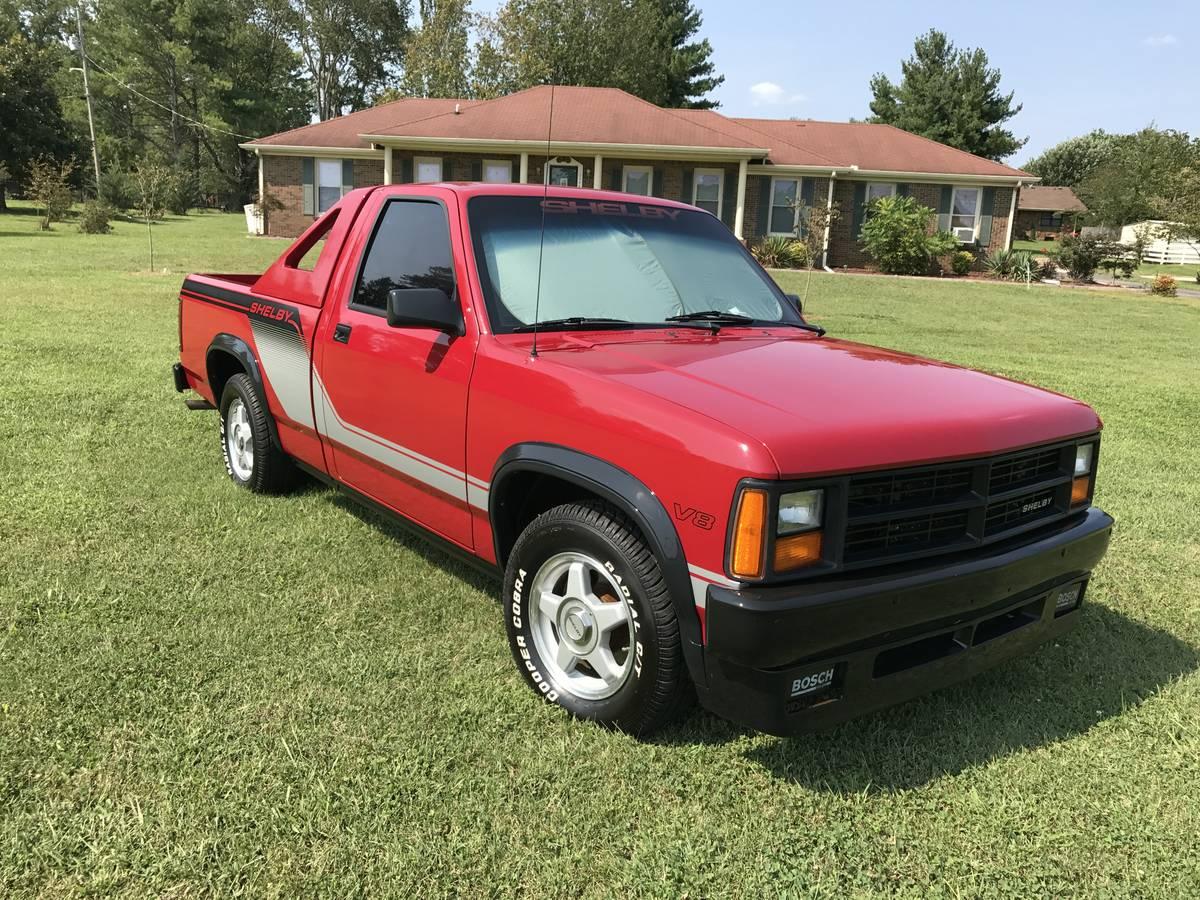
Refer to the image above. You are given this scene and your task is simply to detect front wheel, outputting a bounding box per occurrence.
[503,501,691,736]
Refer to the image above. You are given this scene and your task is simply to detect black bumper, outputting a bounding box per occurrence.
[697,507,1114,735]
[172,362,189,393]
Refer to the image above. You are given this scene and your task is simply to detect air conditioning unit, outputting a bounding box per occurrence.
[954,227,975,243]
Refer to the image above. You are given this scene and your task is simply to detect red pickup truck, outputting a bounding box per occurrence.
[174,183,1113,737]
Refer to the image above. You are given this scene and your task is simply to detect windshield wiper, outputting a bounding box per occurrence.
[665,310,756,326]
[512,317,633,333]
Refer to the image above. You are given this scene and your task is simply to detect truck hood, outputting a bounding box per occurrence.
[536,330,1101,476]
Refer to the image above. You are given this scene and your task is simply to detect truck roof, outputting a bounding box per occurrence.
[379,181,701,212]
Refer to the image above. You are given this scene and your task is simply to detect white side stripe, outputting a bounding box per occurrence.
[311,370,490,510]
[687,564,738,610]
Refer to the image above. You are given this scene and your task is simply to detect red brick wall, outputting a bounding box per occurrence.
[263,155,384,238]
[742,176,831,245]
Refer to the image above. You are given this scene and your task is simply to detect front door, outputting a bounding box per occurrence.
[314,194,475,547]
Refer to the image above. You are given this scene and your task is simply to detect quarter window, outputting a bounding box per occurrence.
[623,165,653,196]
[317,158,344,213]
[483,160,512,183]
[351,200,455,313]
[951,187,981,242]
[692,168,724,217]
[414,157,443,183]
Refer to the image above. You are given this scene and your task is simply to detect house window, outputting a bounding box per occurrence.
[623,165,653,196]
[692,168,724,217]
[951,187,981,242]
[483,160,512,183]
[317,158,344,213]
[865,182,896,205]
[769,178,799,235]
[1037,211,1063,229]
[414,157,443,183]
[545,158,582,186]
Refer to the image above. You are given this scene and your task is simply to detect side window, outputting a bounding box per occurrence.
[351,200,455,312]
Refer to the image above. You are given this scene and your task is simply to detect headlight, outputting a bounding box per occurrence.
[778,489,823,534]
[1074,443,1094,476]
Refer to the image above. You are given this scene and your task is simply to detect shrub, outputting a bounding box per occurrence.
[166,169,199,215]
[98,169,137,211]
[1150,275,1177,297]
[1037,257,1059,280]
[752,235,808,269]
[984,248,1015,278]
[950,250,974,276]
[77,201,112,234]
[1054,235,1130,282]
[27,157,76,230]
[859,195,957,275]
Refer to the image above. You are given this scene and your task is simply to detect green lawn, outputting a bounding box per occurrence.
[1012,236,1199,282]
[3,207,1199,897]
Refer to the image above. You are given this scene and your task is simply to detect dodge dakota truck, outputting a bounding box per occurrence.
[173,183,1113,737]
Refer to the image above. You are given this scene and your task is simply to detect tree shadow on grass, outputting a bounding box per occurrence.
[655,604,1196,792]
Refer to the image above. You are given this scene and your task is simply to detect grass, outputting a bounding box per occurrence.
[3,205,1200,897]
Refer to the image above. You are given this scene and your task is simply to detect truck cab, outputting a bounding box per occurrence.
[174,183,1113,736]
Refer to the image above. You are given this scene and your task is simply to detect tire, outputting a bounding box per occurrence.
[503,500,691,736]
[218,373,298,494]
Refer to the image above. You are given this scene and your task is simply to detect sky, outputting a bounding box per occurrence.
[475,0,1197,165]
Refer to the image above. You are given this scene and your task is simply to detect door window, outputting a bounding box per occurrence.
[351,200,455,313]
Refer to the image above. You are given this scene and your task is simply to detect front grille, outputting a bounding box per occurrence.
[836,442,1077,567]
[844,509,970,562]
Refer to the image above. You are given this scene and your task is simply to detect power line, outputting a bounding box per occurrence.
[83,53,258,141]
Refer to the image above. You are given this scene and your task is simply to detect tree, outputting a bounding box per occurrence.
[868,29,1025,161]
[1022,131,1118,187]
[1157,163,1200,258]
[27,155,75,228]
[0,34,80,210]
[286,0,411,119]
[656,0,723,108]
[473,0,722,107]
[1078,127,1198,226]
[401,0,472,98]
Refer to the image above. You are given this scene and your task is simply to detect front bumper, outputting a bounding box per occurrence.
[697,507,1113,735]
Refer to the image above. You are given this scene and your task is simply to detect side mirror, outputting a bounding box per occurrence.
[386,287,463,335]
[785,292,803,315]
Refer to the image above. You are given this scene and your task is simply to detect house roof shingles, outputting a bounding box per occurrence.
[1017,185,1087,212]
[247,85,1032,179]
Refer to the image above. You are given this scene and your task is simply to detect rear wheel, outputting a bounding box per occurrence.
[219,373,297,494]
[503,500,691,736]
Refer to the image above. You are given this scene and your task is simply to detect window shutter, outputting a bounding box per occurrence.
[978,187,996,245]
[652,167,663,197]
[681,168,693,205]
[470,159,482,181]
[721,171,736,227]
[896,183,909,198]
[610,167,621,191]
[302,157,315,216]
[755,176,771,238]
[799,178,815,237]
[851,182,867,239]
[937,185,953,231]
[341,159,354,196]
[401,157,413,184]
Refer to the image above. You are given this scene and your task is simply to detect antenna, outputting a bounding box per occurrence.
[530,84,555,359]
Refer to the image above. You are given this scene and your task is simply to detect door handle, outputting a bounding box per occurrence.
[333,323,352,344]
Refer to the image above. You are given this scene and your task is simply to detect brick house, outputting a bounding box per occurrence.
[242,86,1034,267]
[1013,185,1087,241]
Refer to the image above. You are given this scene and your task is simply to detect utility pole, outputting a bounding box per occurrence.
[74,3,102,197]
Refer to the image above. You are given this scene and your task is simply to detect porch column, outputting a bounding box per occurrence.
[733,158,749,240]
[383,146,393,184]
[256,150,264,201]
[593,154,603,190]
[519,152,529,184]
[822,172,836,267]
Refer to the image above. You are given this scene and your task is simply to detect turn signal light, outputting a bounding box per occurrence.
[731,489,768,578]
[1070,475,1090,507]
[774,531,823,572]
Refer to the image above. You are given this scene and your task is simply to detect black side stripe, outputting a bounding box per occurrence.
[181,278,304,338]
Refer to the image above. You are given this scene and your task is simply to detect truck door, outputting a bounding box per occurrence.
[313,193,475,547]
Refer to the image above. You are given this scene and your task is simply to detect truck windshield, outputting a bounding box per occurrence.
[468,195,791,333]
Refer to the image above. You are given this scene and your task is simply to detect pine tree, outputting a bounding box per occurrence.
[657,0,723,109]
[869,30,1024,161]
